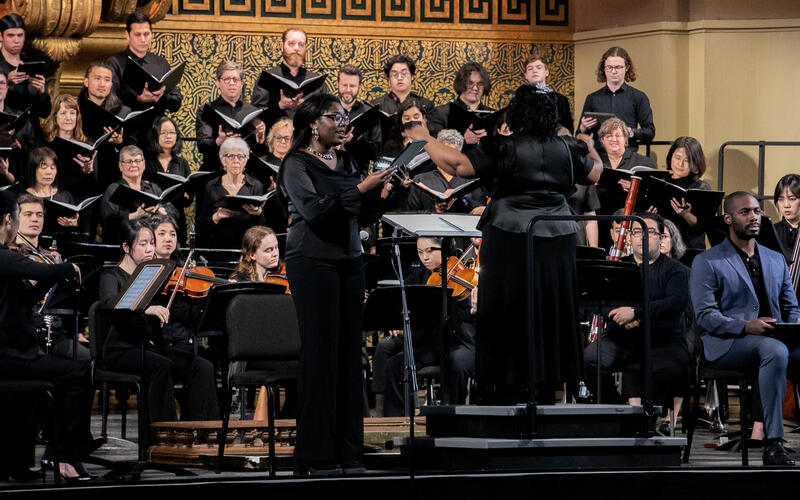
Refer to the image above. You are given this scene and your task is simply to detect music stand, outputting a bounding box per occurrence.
[195,281,286,337]
[381,213,480,480]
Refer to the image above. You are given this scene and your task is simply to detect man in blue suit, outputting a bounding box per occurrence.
[690,192,799,466]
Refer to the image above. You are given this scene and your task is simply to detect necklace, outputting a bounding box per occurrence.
[306,147,335,161]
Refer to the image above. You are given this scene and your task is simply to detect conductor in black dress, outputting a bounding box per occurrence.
[279,94,392,475]
[405,83,603,404]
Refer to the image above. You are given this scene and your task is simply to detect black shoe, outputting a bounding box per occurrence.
[342,460,366,475]
[295,462,343,476]
[763,440,795,466]
[41,460,96,484]
[6,467,44,482]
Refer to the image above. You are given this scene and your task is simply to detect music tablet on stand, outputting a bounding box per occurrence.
[113,259,176,311]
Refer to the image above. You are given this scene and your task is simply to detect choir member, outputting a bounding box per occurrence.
[337,64,380,175]
[279,94,392,475]
[428,61,493,148]
[78,62,127,189]
[0,190,94,483]
[195,60,267,174]
[40,94,97,195]
[774,174,800,264]
[98,219,219,423]
[106,12,183,115]
[100,145,179,244]
[405,83,602,404]
[142,116,192,243]
[579,46,655,151]
[662,136,711,250]
[196,137,265,249]
[251,28,325,125]
[20,147,82,240]
[0,71,34,186]
[524,52,574,134]
[0,14,51,136]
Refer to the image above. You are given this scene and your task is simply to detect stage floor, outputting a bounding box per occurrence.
[2,398,800,497]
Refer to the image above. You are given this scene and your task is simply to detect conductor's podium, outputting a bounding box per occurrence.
[392,404,686,471]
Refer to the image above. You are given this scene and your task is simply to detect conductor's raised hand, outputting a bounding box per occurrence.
[404,123,432,142]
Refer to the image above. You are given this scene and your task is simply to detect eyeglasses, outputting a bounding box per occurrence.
[274,135,291,143]
[223,153,247,162]
[605,65,626,73]
[220,77,241,84]
[390,70,411,79]
[630,228,661,238]
[466,81,485,89]
[322,113,350,125]
[120,158,144,165]
[159,131,178,137]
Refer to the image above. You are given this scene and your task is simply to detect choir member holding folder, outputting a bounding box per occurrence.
[100,145,179,243]
[143,116,195,243]
[195,60,268,174]
[41,94,99,196]
[427,62,495,150]
[106,13,184,115]
[196,137,266,249]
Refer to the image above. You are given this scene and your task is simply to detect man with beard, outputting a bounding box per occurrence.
[690,192,800,466]
[252,28,326,127]
[337,64,380,175]
[427,62,494,152]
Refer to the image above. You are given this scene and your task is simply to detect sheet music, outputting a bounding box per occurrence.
[115,264,161,310]
[382,213,482,237]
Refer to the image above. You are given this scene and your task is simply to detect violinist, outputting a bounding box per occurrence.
[372,236,475,417]
[230,225,285,284]
[773,174,800,266]
[0,190,95,483]
[15,193,89,360]
[98,219,218,423]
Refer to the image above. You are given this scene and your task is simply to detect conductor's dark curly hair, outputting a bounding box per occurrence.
[506,83,558,139]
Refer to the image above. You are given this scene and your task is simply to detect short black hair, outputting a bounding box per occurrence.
[383,55,415,79]
[723,191,756,215]
[0,190,18,222]
[0,13,25,33]
[633,211,665,234]
[774,174,800,204]
[22,146,59,190]
[125,12,151,32]
[666,136,706,179]
[338,64,362,83]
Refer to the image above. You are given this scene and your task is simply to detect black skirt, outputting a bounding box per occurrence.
[476,226,583,391]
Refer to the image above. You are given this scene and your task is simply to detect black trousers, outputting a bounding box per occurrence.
[0,354,93,464]
[286,255,364,463]
[105,346,219,423]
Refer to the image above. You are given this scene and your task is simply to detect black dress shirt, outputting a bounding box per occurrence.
[195,96,268,174]
[281,149,383,260]
[251,63,327,127]
[100,177,180,244]
[665,176,711,250]
[581,83,655,150]
[344,100,382,175]
[106,48,183,113]
[735,244,773,320]
[144,154,193,242]
[0,245,75,360]
[554,91,575,135]
[774,218,798,265]
[0,53,52,126]
[596,149,656,216]
[427,98,494,152]
[195,174,265,249]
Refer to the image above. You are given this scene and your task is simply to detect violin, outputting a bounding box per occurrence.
[163,265,229,299]
[264,261,291,294]
[426,245,478,302]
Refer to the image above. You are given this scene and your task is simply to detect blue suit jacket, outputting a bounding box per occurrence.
[689,238,800,361]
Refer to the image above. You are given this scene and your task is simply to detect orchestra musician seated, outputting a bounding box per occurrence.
[0,190,95,483]
[773,174,800,266]
[584,214,690,417]
[372,236,475,417]
[14,193,89,361]
[196,136,266,249]
[98,219,219,424]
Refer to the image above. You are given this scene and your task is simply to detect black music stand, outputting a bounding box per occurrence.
[195,281,287,337]
[575,259,644,403]
[381,213,480,481]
